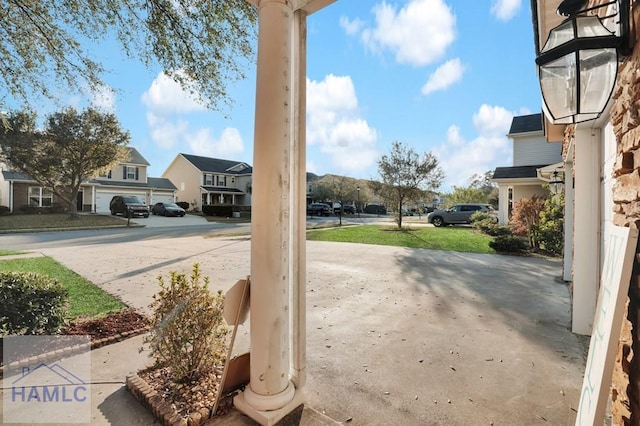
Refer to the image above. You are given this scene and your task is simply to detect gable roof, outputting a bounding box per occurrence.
[181,153,252,174]
[124,147,150,166]
[492,165,549,180]
[508,113,543,135]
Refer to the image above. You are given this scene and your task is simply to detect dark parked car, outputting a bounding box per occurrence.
[307,203,331,216]
[109,195,149,218]
[334,204,356,215]
[151,202,186,217]
[426,203,497,227]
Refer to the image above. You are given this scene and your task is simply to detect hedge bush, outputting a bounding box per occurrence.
[0,272,68,335]
[144,264,229,382]
[0,205,10,216]
[489,235,530,255]
[202,204,235,217]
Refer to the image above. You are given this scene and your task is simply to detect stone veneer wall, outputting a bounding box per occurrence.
[609,4,640,424]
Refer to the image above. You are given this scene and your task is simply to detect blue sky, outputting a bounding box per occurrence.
[31,0,542,192]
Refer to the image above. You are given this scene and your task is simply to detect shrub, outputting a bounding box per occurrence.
[510,196,547,249]
[473,218,512,237]
[489,235,530,255]
[534,194,564,256]
[0,205,10,215]
[144,264,229,382]
[0,272,68,335]
[175,201,190,211]
[202,204,234,217]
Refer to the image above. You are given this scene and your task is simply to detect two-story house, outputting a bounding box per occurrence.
[0,147,177,213]
[492,113,563,224]
[162,153,252,211]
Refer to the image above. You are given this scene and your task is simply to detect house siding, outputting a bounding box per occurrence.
[163,156,202,210]
[513,134,563,166]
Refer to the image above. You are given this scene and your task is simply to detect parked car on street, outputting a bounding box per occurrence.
[307,203,332,216]
[151,202,186,217]
[334,204,356,215]
[109,195,149,218]
[426,203,497,227]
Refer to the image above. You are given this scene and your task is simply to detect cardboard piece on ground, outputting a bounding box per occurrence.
[224,278,250,325]
[212,277,251,417]
[575,225,639,425]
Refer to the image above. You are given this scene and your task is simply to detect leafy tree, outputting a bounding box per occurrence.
[1,0,257,111]
[468,170,499,206]
[0,107,130,218]
[377,141,444,229]
[317,175,359,226]
[444,186,488,207]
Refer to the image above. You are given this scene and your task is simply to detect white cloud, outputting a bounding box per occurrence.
[187,127,244,158]
[90,85,115,112]
[421,58,464,95]
[491,0,521,21]
[141,72,206,114]
[472,104,515,137]
[434,105,514,191]
[146,112,188,150]
[307,74,379,174]
[359,0,456,66]
[340,16,364,36]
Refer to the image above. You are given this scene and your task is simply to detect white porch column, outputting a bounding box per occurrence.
[498,184,510,225]
[571,127,601,335]
[235,2,335,424]
[563,161,574,283]
[234,0,300,423]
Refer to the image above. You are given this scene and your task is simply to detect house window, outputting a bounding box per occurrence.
[99,170,112,179]
[217,176,226,186]
[123,166,138,180]
[204,174,213,186]
[29,187,53,207]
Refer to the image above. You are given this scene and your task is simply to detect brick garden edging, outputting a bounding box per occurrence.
[126,372,213,426]
[0,325,150,377]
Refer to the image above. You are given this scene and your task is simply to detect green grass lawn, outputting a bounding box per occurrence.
[0,250,27,256]
[0,213,129,232]
[0,257,125,319]
[307,225,496,254]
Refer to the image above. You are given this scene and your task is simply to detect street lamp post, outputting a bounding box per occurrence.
[357,186,360,219]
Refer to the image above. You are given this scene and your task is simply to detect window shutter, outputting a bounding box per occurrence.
[135,167,139,180]
[123,168,127,179]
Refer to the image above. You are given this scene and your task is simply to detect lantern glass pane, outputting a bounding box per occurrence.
[541,20,575,52]
[539,53,577,121]
[576,15,615,38]
[578,48,617,115]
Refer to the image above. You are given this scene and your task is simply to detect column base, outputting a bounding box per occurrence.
[234,384,306,426]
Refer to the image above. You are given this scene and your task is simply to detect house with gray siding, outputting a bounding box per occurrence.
[492,113,563,224]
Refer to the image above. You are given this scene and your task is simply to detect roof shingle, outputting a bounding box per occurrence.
[181,154,252,174]
[508,113,543,135]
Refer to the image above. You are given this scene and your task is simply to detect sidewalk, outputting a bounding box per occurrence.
[3,236,587,425]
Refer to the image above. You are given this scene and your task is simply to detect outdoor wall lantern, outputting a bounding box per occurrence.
[535,0,632,124]
[549,170,565,195]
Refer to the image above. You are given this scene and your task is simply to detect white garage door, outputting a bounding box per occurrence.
[150,193,175,205]
[95,191,147,213]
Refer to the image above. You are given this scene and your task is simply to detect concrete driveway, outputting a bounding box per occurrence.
[32,235,587,425]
